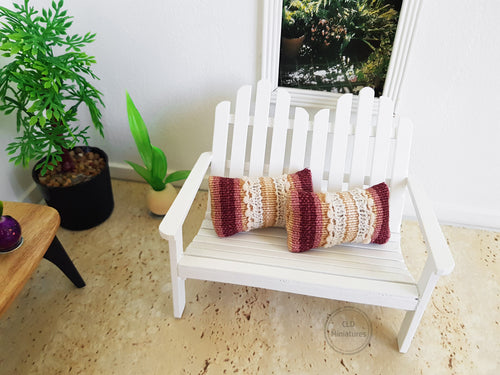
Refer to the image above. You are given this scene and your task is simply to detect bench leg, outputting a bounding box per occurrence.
[44,236,86,288]
[172,277,186,318]
[397,261,440,352]
[168,232,186,318]
[398,307,426,353]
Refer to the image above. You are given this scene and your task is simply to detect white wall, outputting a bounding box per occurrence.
[397,0,500,229]
[0,0,498,229]
[0,0,259,199]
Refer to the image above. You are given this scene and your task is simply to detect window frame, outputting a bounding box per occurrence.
[261,0,424,110]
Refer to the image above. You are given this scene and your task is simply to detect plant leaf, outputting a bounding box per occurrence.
[125,161,153,186]
[150,145,167,182]
[29,116,38,126]
[165,170,191,184]
[126,92,152,170]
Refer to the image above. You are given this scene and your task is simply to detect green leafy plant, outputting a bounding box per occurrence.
[355,38,393,95]
[280,0,400,94]
[282,0,314,38]
[0,0,104,176]
[125,92,190,192]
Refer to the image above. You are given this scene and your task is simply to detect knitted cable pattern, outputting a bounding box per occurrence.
[286,182,390,253]
[209,168,313,238]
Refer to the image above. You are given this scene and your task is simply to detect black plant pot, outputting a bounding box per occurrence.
[32,146,114,230]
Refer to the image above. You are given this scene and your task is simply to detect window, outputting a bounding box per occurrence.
[261,0,424,110]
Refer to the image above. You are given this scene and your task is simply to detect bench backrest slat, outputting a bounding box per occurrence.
[211,80,413,233]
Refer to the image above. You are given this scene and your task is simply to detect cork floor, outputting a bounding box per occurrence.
[0,179,498,374]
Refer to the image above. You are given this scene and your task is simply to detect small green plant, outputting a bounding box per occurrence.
[0,0,104,175]
[125,93,190,192]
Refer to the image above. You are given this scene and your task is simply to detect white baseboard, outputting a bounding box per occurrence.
[434,205,500,232]
[109,161,209,190]
[403,200,499,231]
[20,182,43,204]
[108,161,143,183]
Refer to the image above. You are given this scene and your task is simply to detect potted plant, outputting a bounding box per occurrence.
[125,92,190,215]
[281,0,312,59]
[0,0,113,230]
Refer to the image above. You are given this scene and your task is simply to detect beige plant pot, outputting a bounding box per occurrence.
[146,183,178,215]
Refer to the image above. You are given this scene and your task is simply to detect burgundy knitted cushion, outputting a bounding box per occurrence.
[286,182,390,253]
[209,168,313,237]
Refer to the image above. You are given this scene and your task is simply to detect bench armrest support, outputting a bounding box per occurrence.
[407,174,455,276]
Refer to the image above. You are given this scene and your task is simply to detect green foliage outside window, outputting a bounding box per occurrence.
[280,0,401,95]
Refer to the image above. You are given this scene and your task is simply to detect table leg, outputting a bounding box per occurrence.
[43,236,86,288]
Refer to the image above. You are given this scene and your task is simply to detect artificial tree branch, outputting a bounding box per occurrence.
[0,0,105,176]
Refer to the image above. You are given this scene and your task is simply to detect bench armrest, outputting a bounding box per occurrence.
[159,152,213,240]
[407,174,455,275]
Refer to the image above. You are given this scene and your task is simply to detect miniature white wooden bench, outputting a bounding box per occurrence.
[159,80,454,353]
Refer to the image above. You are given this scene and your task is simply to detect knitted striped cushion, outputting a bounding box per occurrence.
[209,168,313,237]
[286,182,390,253]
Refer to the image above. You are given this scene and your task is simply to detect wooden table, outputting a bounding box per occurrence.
[0,201,85,317]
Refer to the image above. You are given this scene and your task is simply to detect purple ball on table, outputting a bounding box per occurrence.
[0,215,22,252]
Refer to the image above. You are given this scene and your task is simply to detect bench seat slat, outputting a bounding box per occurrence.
[200,218,403,254]
[186,219,415,285]
[197,226,404,260]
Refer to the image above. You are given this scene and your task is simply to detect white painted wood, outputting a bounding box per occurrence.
[168,229,186,318]
[384,0,425,110]
[349,87,374,188]
[261,0,283,89]
[389,117,413,233]
[194,221,411,273]
[159,152,213,238]
[370,95,394,186]
[186,241,413,284]
[384,0,412,100]
[200,214,404,255]
[178,255,419,311]
[198,222,404,257]
[229,85,252,177]
[397,259,440,353]
[328,93,353,191]
[248,80,272,177]
[268,88,291,176]
[309,109,330,192]
[288,107,309,172]
[211,102,231,176]
[407,175,455,275]
[159,80,454,354]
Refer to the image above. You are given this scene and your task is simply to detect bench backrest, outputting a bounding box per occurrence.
[210,80,413,234]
